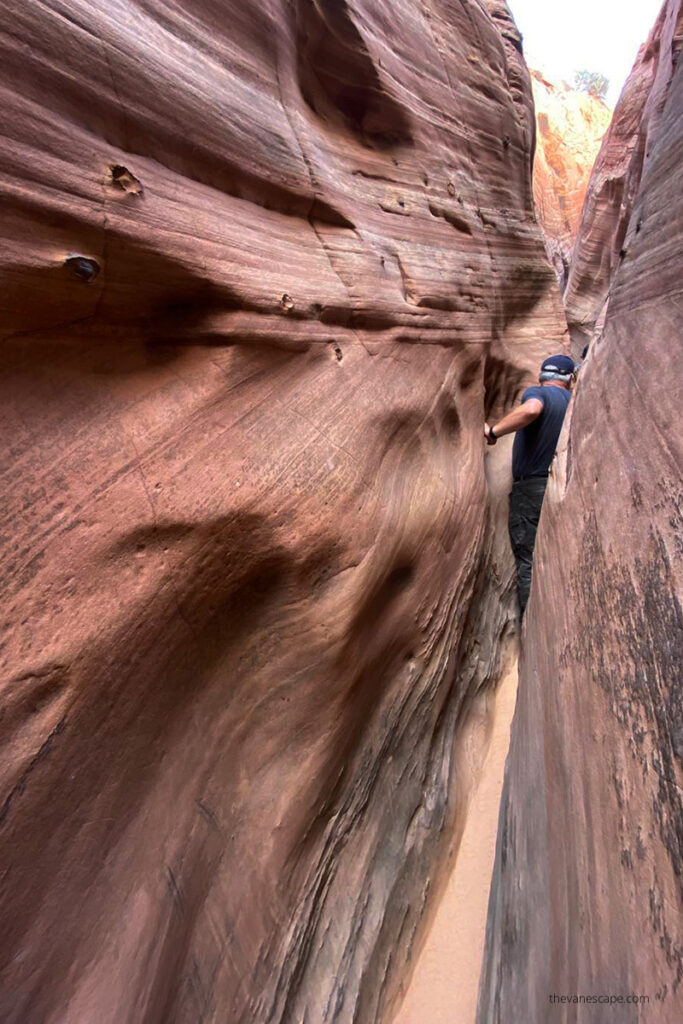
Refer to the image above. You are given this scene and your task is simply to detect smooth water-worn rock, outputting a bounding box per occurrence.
[0,2,565,1021]
[479,5,683,1020]
[531,71,611,287]
[564,1,683,352]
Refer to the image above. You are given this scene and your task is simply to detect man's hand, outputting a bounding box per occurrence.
[484,423,497,446]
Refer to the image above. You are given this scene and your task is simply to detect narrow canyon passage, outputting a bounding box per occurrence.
[1,1,681,1021]
[479,2,683,1015]
[393,659,518,1024]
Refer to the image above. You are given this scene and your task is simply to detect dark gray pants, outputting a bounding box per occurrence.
[508,477,548,615]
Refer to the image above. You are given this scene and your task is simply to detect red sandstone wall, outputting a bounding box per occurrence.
[564,1,683,350]
[0,2,565,1020]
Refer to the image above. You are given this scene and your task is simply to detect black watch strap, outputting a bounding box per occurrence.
[489,425,497,439]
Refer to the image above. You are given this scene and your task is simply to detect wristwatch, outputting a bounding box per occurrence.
[489,425,497,440]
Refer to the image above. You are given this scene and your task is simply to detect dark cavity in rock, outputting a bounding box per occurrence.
[65,256,100,283]
[110,164,143,195]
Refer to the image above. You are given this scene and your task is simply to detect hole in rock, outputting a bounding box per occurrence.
[484,353,527,420]
[295,0,413,150]
[460,358,482,391]
[442,400,461,435]
[110,164,143,195]
[65,255,100,283]
[385,564,414,591]
[310,196,355,229]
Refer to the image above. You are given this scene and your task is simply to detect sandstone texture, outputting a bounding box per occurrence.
[564,1,683,351]
[479,3,683,1020]
[0,2,565,1022]
[530,71,611,288]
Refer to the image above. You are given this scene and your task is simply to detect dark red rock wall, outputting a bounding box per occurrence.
[479,8,683,1020]
[564,0,683,352]
[0,3,564,1020]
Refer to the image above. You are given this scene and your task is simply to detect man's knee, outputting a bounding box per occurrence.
[508,501,529,554]
[509,514,535,559]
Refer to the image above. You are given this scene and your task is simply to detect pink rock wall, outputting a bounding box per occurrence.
[479,4,683,1019]
[564,0,683,351]
[0,2,564,1021]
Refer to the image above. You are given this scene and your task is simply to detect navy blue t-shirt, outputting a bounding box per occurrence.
[511,385,570,481]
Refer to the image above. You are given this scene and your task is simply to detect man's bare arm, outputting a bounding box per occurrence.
[484,398,543,445]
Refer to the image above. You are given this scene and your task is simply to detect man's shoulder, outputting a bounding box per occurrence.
[523,385,571,407]
[522,385,546,404]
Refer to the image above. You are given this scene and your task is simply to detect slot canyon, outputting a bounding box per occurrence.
[0,2,680,1022]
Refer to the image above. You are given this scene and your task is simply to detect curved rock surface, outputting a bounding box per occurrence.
[564,1,683,351]
[479,5,683,1019]
[0,2,565,1021]
[531,71,611,288]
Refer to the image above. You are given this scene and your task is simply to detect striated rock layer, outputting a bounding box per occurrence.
[479,5,683,1020]
[564,1,683,352]
[0,2,564,1021]
[530,71,611,288]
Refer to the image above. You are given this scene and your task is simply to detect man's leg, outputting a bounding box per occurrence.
[508,479,547,615]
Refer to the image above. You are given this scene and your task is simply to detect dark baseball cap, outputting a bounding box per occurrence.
[541,354,576,375]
